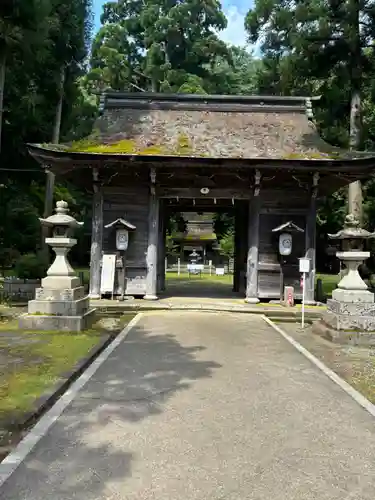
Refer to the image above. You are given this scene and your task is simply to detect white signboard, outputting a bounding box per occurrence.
[100,254,116,295]
[216,267,225,276]
[299,258,310,274]
[187,264,204,272]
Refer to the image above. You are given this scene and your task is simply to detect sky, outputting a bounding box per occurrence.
[92,0,251,49]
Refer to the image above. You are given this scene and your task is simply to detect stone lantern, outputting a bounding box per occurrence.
[41,200,84,289]
[328,213,374,302]
[316,213,375,344]
[19,200,96,331]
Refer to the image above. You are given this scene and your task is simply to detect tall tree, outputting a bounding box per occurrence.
[245,0,375,221]
[86,0,230,93]
[0,0,52,154]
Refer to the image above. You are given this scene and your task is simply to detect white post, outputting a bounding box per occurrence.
[209,260,212,276]
[299,257,310,329]
[177,257,181,276]
[165,257,168,272]
[302,272,306,328]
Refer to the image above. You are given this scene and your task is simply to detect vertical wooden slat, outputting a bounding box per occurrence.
[305,176,318,304]
[89,173,103,298]
[157,200,165,293]
[233,203,241,292]
[245,195,261,303]
[145,170,159,300]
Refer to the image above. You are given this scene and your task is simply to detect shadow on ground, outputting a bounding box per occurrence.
[1,321,221,499]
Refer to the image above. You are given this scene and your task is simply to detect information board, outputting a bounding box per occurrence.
[100,254,116,295]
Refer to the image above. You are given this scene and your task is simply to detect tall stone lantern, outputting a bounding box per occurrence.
[19,200,96,331]
[317,213,375,344]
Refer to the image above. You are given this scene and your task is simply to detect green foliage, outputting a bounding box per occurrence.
[205,46,262,95]
[165,235,179,257]
[0,0,93,268]
[167,213,186,235]
[85,0,231,93]
[213,212,235,240]
[14,253,48,280]
[218,230,235,259]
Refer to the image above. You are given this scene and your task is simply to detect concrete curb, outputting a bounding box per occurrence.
[262,315,375,418]
[94,302,323,320]
[0,313,143,488]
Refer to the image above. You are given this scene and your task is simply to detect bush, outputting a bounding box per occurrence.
[14,253,48,280]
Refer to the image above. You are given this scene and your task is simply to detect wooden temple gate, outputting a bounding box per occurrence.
[27,92,375,303]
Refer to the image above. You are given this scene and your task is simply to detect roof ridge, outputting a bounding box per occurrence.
[98,91,320,114]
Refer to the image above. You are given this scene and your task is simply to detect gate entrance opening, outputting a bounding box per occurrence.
[160,200,241,299]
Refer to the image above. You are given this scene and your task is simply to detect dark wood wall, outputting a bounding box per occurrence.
[99,182,311,300]
[257,188,308,299]
[102,186,149,295]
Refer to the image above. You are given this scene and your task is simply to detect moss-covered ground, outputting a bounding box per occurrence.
[0,314,134,457]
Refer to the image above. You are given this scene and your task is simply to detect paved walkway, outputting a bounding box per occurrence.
[1,312,375,499]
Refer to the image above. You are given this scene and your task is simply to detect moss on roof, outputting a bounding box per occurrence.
[65,132,195,156]
[35,104,375,161]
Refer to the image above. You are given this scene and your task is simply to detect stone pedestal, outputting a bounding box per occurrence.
[19,285,95,332]
[19,200,96,332]
[316,250,375,345]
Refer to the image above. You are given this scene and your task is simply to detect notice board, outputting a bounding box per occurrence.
[100,254,116,295]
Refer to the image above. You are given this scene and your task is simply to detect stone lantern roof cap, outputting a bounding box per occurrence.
[39,200,84,229]
[328,213,375,240]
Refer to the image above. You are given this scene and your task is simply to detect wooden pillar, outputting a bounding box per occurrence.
[245,171,261,304]
[157,200,165,293]
[145,168,159,300]
[233,203,241,292]
[89,168,103,299]
[161,218,167,291]
[305,173,319,305]
[239,202,248,295]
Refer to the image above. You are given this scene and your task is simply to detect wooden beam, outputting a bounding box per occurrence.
[145,167,159,300]
[156,187,251,199]
[304,172,319,304]
[89,168,103,298]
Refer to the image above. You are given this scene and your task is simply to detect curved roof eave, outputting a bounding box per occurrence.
[27,143,375,172]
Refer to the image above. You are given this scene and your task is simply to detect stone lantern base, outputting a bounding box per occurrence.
[313,254,375,346]
[18,200,96,332]
[315,296,375,346]
[19,284,96,332]
[313,214,375,346]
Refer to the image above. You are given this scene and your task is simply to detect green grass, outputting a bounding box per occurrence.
[166,271,233,284]
[316,273,339,298]
[0,332,99,420]
[166,271,340,296]
[0,315,133,427]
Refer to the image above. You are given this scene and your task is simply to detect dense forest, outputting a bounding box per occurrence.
[1,0,375,274]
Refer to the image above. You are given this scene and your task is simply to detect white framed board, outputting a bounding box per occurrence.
[100,254,116,295]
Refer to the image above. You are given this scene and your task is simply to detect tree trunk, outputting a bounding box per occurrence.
[42,66,65,261]
[52,66,65,143]
[0,49,6,155]
[348,0,363,223]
